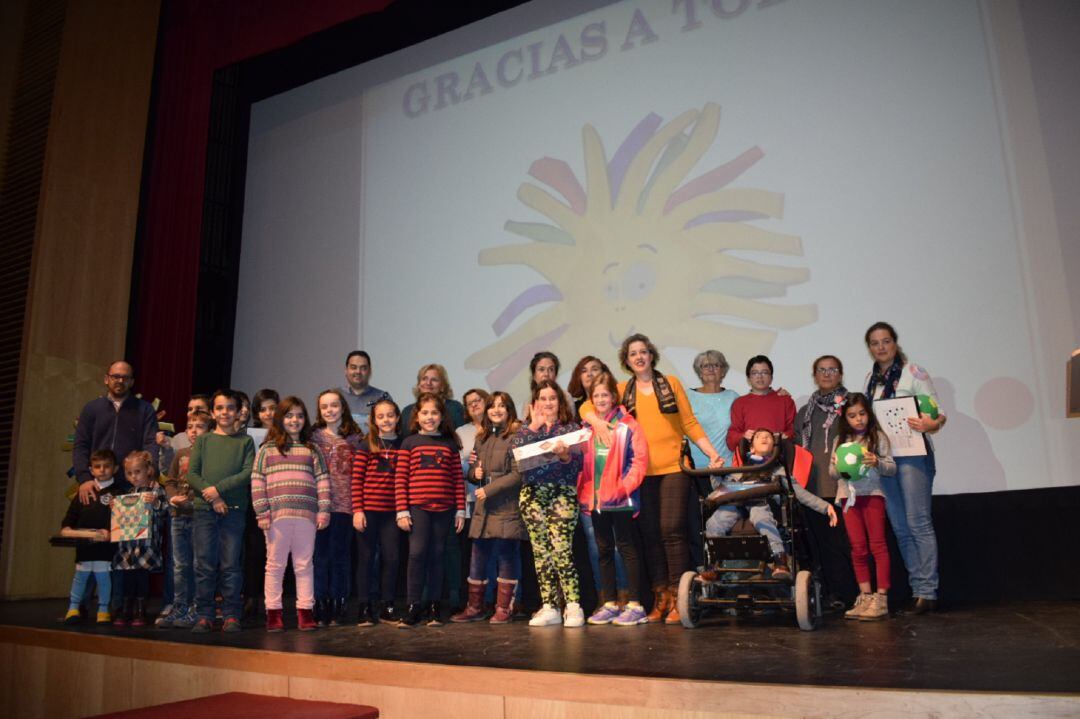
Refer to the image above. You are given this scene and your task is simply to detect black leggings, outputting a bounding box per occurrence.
[638,473,691,588]
[356,510,401,603]
[406,508,453,604]
[592,510,641,602]
[122,568,150,600]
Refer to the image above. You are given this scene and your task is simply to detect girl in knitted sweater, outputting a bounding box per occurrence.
[251,396,330,632]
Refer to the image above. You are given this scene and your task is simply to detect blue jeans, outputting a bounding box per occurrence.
[880,454,939,600]
[171,514,195,613]
[193,509,245,620]
[160,512,174,606]
[706,502,784,557]
[314,512,353,599]
[579,511,628,592]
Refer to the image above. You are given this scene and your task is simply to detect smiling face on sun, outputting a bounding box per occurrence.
[466,103,817,398]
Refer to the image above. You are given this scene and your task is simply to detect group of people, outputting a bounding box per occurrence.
[61,321,946,632]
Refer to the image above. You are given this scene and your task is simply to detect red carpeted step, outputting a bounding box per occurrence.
[86,692,378,719]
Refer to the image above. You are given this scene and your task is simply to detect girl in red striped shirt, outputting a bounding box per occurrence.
[351,398,406,625]
[395,393,465,627]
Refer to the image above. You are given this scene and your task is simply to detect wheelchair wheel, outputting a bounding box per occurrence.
[794,570,822,631]
[677,571,702,628]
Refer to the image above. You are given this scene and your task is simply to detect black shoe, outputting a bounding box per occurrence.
[398,603,423,628]
[315,598,330,627]
[331,597,348,626]
[426,601,444,627]
[242,596,257,620]
[379,602,399,624]
[909,597,938,615]
[356,602,375,627]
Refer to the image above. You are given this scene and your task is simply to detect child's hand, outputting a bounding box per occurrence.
[316,513,330,531]
[454,516,465,533]
[169,495,186,507]
[743,429,755,441]
[474,459,484,481]
[396,515,412,532]
[141,492,156,505]
[551,441,569,462]
[826,504,838,527]
[212,499,228,515]
[474,487,487,502]
[156,431,170,447]
[468,450,477,465]
[528,402,548,431]
[353,512,366,532]
[202,486,221,503]
[863,450,878,468]
[257,517,270,530]
[94,529,110,542]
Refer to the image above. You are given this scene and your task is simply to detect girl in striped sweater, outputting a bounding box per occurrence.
[351,398,406,625]
[395,393,466,627]
[251,396,330,632]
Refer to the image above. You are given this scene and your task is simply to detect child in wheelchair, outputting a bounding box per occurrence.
[704,429,837,580]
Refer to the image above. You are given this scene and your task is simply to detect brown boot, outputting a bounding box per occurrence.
[646,587,669,623]
[664,586,682,624]
[490,578,517,624]
[771,553,792,581]
[451,579,488,622]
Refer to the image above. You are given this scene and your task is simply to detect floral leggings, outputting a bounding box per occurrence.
[520,483,579,606]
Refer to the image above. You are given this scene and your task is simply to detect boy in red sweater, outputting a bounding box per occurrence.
[727,355,796,452]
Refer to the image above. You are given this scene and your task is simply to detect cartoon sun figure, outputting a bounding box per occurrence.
[466,103,816,395]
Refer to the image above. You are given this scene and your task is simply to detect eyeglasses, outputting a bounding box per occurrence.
[815,367,840,376]
[107,374,132,381]
[749,370,772,378]
[699,363,725,371]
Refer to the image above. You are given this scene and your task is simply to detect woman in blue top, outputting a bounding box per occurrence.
[513,379,584,628]
[863,322,946,614]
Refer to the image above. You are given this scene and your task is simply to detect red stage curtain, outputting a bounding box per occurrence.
[130,0,392,419]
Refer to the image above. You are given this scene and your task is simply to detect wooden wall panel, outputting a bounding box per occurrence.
[290,675,505,719]
[0,0,160,598]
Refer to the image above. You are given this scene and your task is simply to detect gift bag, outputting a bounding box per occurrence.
[111,493,151,542]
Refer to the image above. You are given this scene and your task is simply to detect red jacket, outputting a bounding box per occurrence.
[577,407,648,516]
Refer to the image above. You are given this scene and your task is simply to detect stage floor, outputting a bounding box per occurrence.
[2,599,1078,694]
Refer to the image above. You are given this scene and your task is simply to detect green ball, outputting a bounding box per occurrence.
[835,441,866,481]
[917,394,940,419]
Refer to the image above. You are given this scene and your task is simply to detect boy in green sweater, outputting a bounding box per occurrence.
[188,389,255,633]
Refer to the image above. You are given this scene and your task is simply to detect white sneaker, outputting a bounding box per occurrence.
[528,604,562,627]
[563,602,585,628]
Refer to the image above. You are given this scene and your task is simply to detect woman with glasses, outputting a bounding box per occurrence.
[726,355,796,452]
[687,351,739,470]
[794,355,857,608]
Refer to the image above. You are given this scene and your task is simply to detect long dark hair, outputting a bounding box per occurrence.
[409,392,462,449]
[835,393,882,445]
[366,398,401,452]
[567,355,612,400]
[477,391,521,441]
[265,395,317,456]
[312,388,362,439]
[251,388,280,429]
[529,351,561,392]
[531,379,574,425]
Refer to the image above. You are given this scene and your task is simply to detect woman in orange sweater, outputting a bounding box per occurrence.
[580,334,724,623]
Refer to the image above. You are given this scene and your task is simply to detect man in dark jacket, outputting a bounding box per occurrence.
[72,360,158,503]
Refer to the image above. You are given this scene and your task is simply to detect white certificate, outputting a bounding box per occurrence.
[872,396,927,457]
[512,428,590,471]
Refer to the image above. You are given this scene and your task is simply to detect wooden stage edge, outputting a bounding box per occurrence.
[1,625,1077,719]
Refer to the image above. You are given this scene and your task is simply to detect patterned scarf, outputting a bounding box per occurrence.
[866,358,904,401]
[621,371,679,416]
[799,386,848,450]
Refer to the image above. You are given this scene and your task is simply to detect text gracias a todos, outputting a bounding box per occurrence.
[402,0,789,118]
